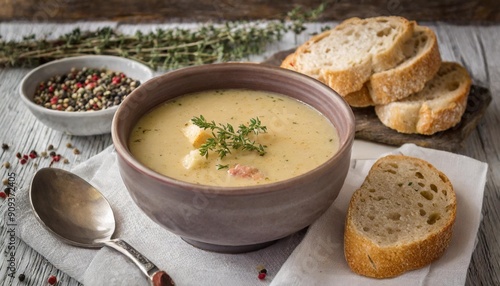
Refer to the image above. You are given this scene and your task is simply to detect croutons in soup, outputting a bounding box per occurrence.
[129,89,339,187]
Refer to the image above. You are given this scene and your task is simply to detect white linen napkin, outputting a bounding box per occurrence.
[15,143,487,285]
[271,144,488,286]
[16,145,304,285]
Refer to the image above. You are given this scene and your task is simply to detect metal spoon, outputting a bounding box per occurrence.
[29,167,174,286]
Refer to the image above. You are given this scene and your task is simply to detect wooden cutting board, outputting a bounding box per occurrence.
[262,49,492,152]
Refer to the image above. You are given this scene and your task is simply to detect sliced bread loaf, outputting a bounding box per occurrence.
[282,16,414,95]
[344,155,456,278]
[375,62,471,135]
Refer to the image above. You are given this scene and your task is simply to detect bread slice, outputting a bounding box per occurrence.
[344,24,441,107]
[375,62,471,135]
[344,155,456,278]
[368,24,442,105]
[282,16,414,95]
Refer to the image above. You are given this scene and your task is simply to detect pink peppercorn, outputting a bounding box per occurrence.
[47,275,57,285]
[0,192,6,199]
[29,150,37,159]
[258,268,267,280]
[112,76,121,84]
[20,158,27,165]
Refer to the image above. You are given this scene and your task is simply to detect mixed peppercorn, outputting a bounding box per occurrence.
[1,142,81,199]
[257,266,268,280]
[33,67,140,112]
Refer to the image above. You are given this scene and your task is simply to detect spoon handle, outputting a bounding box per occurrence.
[104,239,175,286]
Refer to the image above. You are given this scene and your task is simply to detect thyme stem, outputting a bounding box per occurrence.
[191,115,268,159]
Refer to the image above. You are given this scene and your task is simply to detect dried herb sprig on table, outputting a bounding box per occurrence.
[191,115,268,160]
[0,5,326,70]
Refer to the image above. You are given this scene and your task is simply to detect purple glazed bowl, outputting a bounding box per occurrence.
[112,63,355,253]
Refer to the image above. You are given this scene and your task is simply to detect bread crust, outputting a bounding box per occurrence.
[280,52,296,71]
[343,85,374,107]
[344,155,457,278]
[344,215,454,278]
[375,62,471,135]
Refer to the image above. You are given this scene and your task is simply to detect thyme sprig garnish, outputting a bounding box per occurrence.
[191,115,267,159]
[0,4,326,69]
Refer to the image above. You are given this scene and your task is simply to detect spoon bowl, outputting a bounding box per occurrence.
[30,167,174,286]
[30,168,115,247]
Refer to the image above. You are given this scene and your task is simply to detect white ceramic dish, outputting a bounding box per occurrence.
[19,55,154,136]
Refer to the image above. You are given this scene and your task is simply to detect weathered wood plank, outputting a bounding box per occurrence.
[1,0,499,23]
[458,24,500,286]
[428,22,500,286]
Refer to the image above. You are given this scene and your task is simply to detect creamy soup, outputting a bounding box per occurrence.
[129,89,339,187]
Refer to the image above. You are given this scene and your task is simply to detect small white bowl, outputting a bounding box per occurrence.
[19,55,154,136]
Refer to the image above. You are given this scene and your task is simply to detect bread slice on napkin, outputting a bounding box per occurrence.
[374,62,471,135]
[344,155,456,278]
[282,16,414,95]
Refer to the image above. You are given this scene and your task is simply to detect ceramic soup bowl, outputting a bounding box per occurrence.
[112,63,355,253]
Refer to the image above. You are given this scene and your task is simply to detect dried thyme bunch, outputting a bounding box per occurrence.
[0,5,325,70]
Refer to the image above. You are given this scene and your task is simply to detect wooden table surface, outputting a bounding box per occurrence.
[0,21,498,285]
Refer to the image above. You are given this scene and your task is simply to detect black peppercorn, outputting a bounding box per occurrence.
[1,143,8,150]
[18,273,26,281]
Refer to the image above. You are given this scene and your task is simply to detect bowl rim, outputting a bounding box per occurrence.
[112,62,355,195]
[18,55,154,118]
